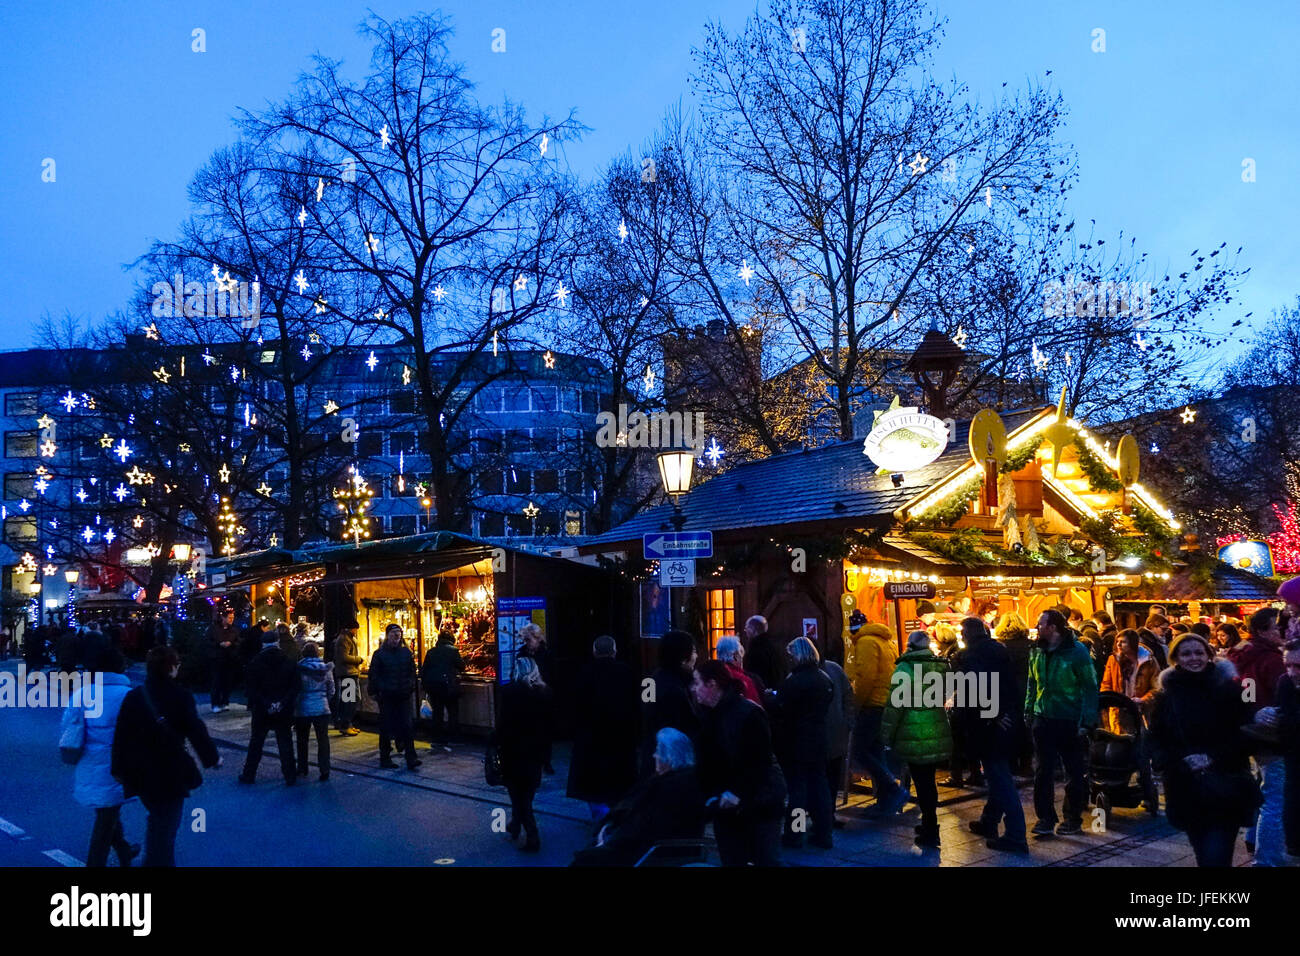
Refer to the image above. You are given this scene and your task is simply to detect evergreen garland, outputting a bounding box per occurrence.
[1001,435,1045,474]
[1074,439,1122,492]
[913,474,983,527]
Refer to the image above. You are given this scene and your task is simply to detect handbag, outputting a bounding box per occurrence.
[484,738,503,787]
[59,706,86,765]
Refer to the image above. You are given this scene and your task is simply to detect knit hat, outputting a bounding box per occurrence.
[1278,576,1300,606]
[907,630,931,650]
[1168,630,1212,662]
[848,610,868,632]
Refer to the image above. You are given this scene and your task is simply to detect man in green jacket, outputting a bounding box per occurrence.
[1025,609,1099,837]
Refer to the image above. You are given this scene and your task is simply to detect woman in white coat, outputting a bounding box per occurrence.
[59,644,138,866]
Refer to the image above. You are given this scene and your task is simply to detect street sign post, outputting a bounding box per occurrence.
[883,581,937,653]
[643,531,713,560]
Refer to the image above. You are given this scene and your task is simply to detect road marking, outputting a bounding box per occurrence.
[43,849,83,867]
[0,816,25,838]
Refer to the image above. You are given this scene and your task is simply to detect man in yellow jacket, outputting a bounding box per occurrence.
[846,615,907,814]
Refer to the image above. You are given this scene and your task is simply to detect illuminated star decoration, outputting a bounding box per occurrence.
[313,298,327,314]
[539,133,548,156]
[125,465,147,485]
[644,365,656,391]
[301,344,313,361]
[60,391,79,413]
[323,399,340,415]
[43,563,58,578]
[738,260,755,286]
[99,433,113,449]
[1150,442,1160,454]
[402,366,412,385]
[34,478,49,495]
[113,483,130,502]
[514,275,528,292]
[201,351,217,366]
[365,233,379,254]
[257,482,273,497]
[298,205,307,227]
[379,123,390,149]
[433,284,446,302]
[81,393,95,410]
[75,487,88,503]
[952,326,969,349]
[18,498,31,512]
[414,482,428,498]
[1180,406,1197,424]
[1135,332,1148,352]
[366,351,378,372]
[1031,341,1050,371]
[309,332,321,344]
[153,365,171,383]
[40,439,57,458]
[316,177,324,201]
[218,463,231,483]
[179,443,191,453]
[523,502,540,520]
[112,439,131,459]
[908,152,929,175]
[230,365,241,383]
[104,529,115,544]
[543,351,556,369]
[618,218,628,242]
[552,282,570,306]
[143,323,160,341]
[1043,386,1075,477]
[132,515,144,529]
[293,270,308,294]
[81,526,95,543]
[374,308,387,320]
[640,295,649,308]
[20,552,36,572]
[36,414,54,430]
[269,533,279,548]
[704,437,725,467]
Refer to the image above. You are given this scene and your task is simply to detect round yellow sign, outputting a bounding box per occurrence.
[1116,434,1140,487]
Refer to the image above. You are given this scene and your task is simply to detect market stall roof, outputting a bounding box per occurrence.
[584,408,1043,547]
[206,547,315,589]
[1114,560,1278,604]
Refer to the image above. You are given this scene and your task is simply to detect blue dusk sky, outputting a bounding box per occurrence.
[0,0,1295,354]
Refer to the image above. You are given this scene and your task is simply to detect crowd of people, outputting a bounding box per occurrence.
[48,593,1300,868]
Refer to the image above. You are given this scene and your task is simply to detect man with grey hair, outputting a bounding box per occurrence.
[571,727,706,866]
[715,636,760,703]
[744,614,786,690]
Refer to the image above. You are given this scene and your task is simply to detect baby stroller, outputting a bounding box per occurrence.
[1089,692,1159,828]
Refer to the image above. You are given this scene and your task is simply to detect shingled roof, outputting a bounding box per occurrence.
[587,408,1044,546]
[1119,560,1279,603]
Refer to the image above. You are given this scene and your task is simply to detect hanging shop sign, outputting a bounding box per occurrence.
[1092,573,1144,588]
[969,575,1034,592]
[1217,540,1275,577]
[1030,574,1094,588]
[863,406,950,473]
[497,596,546,686]
[968,408,1008,467]
[883,580,937,599]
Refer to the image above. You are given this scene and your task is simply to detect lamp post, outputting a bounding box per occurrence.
[656,444,695,532]
[64,569,79,628]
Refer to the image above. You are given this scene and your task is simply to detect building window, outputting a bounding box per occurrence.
[478,470,504,495]
[505,429,531,453]
[4,393,39,417]
[358,432,383,458]
[532,387,557,412]
[478,513,505,537]
[706,589,736,657]
[389,433,416,455]
[3,516,37,545]
[504,387,531,413]
[389,392,416,415]
[506,468,529,495]
[389,515,417,536]
[4,473,35,499]
[4,431,38,459]
[564,470,584,495]
[532,469,558,494]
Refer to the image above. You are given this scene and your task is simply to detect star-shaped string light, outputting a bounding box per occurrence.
[179,443,191,453]
[18,498,31,512]
[40,439,57,458]
[99,433,113,449]
[522,502,540,520]
[19,552,37,572]
[202,351,217,366]
[132,515,145,529]
[433,285,447,302]
[366,233,379,253]
[36,414,54,430]
[323,399,340,415]
[143,323,160,341]
[33,478,49,495]
[313,297,327,314]
[81,526,95,543]
[60,391,79,413]
[366,351,378,372]
[125,465,147,485]
[402,366,412,385]
[230,365,241,383]
[256,482,273,497]
[301,344,313,361]
[552,282,570,306]
[543,351,555,369]
[104,528,116,544]
[908,152,929,175]
[644,365,656,391]
[738,260,755,286]
[1032,342,1050,371]
[952,326,969,349]
[514,275,528,292]
[298,205,307,227]
[113,484,130,502]
[75,488,88,503]
[618,219,628,242]
[217,463,231,483]
[43,563,58,578]
[293,270,309,294]
[113,439,133,462]
[704,437,725,467]
[1180,406,1197,424]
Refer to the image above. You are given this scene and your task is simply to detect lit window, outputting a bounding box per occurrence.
[706,589,736,658]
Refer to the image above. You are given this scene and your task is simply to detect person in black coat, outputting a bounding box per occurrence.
[111,646,220,866]
[571,727,706,866]
[772,637,834,849]
[567,635,640,818]
[693,659,787,866]
[1275,641,1300,857]
[239,629,300,784]
[369,623,421,770]
[498,657,554,852]
[743,615,786,694]
[1148,632,1258,867]
[959,617,1028,853]
[421,627,465,750]
[641,629,699,776]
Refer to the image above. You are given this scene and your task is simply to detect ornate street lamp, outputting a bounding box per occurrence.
[657,443,695,532]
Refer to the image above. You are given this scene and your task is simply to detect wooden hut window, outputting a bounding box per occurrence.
[706,589,736,657]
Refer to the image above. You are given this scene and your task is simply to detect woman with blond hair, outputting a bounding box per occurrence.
[498,657,554,851]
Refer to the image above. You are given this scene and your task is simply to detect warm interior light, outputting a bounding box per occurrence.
[64,569,79,584]
[657,447,695,498]
[172,542,192,562]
